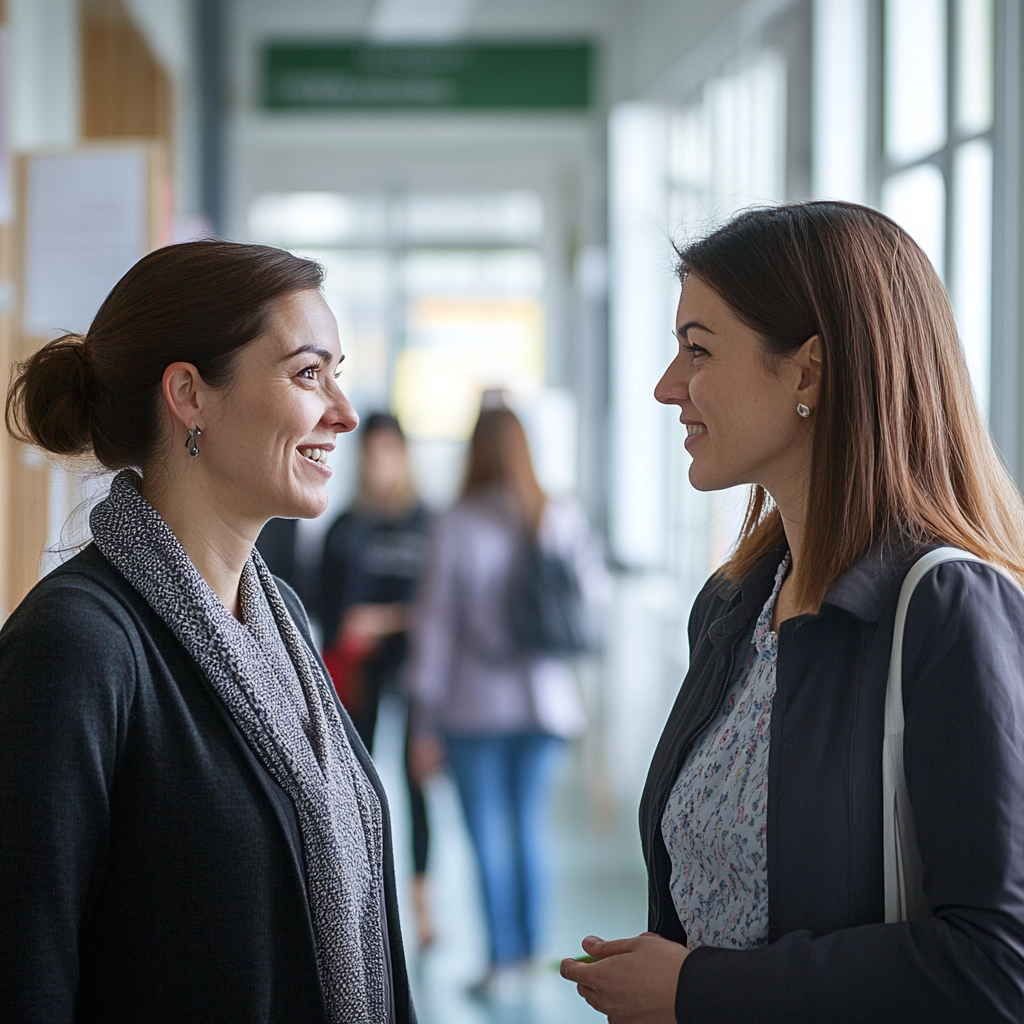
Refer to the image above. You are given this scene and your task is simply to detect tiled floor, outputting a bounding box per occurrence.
[372,695,650,1024]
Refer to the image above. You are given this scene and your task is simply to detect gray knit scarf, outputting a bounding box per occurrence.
[90,470,386,1024]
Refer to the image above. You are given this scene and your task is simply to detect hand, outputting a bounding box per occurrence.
[339,602,409,645]
[560,933,689,1024]
[409,734,445,787]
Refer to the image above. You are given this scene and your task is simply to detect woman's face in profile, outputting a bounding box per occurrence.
[655,275,813,495]
[199,288,358,522]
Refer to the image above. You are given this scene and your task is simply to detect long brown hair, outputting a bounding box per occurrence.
[6,240,324,469]
[677,201,1024,608]
[462,408,546,535]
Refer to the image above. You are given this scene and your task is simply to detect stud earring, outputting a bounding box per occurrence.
[797,403,811,418]
[186,425,202,457]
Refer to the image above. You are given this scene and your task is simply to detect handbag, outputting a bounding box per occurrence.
[511,541,596,657]
[883,546,983,923]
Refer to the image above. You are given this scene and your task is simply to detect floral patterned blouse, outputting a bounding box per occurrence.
[661,554,790,950]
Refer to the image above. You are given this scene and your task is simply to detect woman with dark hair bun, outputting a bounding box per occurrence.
[561,202,1024,1022]
[0,240,416,1024]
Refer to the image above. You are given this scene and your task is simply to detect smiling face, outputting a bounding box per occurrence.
[655,275,819,503]
[195,288,358,522]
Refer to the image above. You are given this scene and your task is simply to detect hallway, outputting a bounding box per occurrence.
[373,693,650,1024]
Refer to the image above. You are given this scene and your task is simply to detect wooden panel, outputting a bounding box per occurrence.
[5,157,43,613]
[0,241,9,618]
[80,0,172,143]
[6,450,48,612]
[0,0,11,614]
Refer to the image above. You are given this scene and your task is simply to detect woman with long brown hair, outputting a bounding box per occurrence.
[561,201,1024,1021]
[407,402,608,999]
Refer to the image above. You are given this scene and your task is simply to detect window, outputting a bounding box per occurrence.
[876,0,995,410]
[247,190,547,439]
[608,49,789,582]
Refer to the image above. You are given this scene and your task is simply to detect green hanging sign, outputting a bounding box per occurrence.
[262,42,592,111]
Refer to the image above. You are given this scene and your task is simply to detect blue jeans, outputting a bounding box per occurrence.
[445,732,564,966]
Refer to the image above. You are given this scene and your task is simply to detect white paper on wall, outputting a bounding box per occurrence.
[24,149,148,336]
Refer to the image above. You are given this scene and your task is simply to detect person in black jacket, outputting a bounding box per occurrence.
[561,202,1024,1022]
[0,240,417,1024]
[318,412,434,948]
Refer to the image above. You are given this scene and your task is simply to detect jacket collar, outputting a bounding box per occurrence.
[820,533,920,622]
[709,533,921,651]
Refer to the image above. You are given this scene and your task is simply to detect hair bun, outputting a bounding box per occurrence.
[5,334,95,456]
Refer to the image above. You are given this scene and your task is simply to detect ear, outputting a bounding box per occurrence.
[793,334,822,409]
[161,362,206,433]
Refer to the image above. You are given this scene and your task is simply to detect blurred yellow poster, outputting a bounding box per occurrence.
[393,297,544,439]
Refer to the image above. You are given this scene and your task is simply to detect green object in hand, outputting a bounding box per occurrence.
[549,953,598,970]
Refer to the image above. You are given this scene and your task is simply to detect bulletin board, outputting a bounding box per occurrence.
[5,141,166,613]
[17,141,166,340]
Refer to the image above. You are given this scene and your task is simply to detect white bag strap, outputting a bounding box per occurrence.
[883,547,983,923]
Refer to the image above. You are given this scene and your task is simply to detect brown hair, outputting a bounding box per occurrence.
[462,408,546,534]
[677,201,1024,607]
[6,239,324,469]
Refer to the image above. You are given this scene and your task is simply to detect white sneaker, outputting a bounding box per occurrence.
[467,963,529,1005]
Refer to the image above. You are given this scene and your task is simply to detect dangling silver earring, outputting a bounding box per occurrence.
[186,425,202,457]
[797,403,811,418]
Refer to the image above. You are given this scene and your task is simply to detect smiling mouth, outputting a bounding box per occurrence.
[300,447,329,464]
[686,424,707,437]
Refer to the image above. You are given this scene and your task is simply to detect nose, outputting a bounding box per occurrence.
[655,352,690,406]
[325,379,359,434]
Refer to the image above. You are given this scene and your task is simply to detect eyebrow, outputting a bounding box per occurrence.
[280,344,339,363]
[676,320,716,338]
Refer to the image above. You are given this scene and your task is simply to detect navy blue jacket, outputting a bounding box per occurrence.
[0,544,416,1024]
[640,541,1024,1022]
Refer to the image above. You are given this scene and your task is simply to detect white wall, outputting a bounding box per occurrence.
[8,0,79,150]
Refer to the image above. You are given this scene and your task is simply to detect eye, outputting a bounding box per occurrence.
[681,341,708,358]
[298,364,322,382]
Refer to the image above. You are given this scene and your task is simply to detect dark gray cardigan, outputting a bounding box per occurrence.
[0,543,416,1024]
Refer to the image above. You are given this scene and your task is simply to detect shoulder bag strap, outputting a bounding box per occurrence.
[883,546,983,923]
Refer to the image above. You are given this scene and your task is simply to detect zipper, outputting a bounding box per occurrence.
[649,626,743,935]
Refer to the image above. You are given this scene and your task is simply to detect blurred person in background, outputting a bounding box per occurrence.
[561,202,1024,1023]
[407,401,609,1000]
[0,241,416,1024]
[319,412,435,948]
[255,516,301,594]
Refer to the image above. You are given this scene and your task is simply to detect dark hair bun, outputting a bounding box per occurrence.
[6,334,93,456]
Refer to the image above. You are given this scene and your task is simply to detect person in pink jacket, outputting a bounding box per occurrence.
[406,405,608,998]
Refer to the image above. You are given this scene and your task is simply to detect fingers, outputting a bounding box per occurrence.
[585,934,640,958]
[560,957,592,982]
[578,983,603,1011]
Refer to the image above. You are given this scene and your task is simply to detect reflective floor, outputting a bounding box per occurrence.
[373,694,650,1024]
